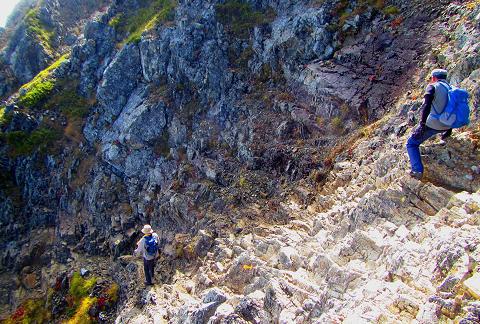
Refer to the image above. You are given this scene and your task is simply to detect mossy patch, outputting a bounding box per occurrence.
[108,14,123,29]
[24,8,55,53]
[215,1,276,39]
[69,272,97,301]
[383,5,400,15]
[112,0,177,45]
[0,107,5,126]
[5,127,61,157]
[18,53,69,108]
[45,89,91,120]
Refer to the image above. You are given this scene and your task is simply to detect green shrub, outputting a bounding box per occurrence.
[239,175,248,187]
[24,8,55,53]
[6,128,61,157]
[115,0,177,45]
[383,5,400,15]
[18,53,69,108]
[108,14,123,28]
[215,1,276,39]
[69,272,97,301]
[18,80,55,108]
[331,116,343,130]
[106,283,119,303]
[0,107,5,126]
[46,90,90,120]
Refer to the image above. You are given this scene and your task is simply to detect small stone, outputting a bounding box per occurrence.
[202,288,227,304]
[214,262,225,272]
[465,174,474,181]
[99,312,108,321]
[464,273,480,299]
[80,268,90,277]
[185,281,194,294]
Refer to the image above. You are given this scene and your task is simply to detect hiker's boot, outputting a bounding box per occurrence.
[409,171,423,180]
[440,129,452,143]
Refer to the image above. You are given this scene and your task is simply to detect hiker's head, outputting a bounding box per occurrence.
[141,224,154,235]
[431,69,448,82]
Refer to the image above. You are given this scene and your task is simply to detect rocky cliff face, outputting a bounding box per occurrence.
[0,0,111,98]
[0,0,479,322]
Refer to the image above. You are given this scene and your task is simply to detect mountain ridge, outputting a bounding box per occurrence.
[0,0,479,322]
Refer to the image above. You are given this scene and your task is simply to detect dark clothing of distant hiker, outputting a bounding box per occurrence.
[143,258,156,286]
[358,97,369,125]
[134,225,159,286]
[406,69,453,179]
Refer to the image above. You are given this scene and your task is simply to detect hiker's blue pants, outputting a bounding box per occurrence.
[406,126,444,173]
[143,258,155,284]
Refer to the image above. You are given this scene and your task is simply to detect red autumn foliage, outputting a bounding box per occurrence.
[97,296,108,310]
[12,306,25,321]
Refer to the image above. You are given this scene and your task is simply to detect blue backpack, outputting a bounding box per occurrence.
[144,235,159,256]
[432,83,470,128]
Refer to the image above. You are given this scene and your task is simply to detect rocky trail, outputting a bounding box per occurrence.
[113,114,480,323]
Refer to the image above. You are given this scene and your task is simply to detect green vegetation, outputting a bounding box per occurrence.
[69,272,97,300]
[3,274,119,323]
[46,90,91,120]
[18,53,70,108]
[3,299,51,324]
[108,14,123,28]
[66,296,97,324]
[383,5,400,15]
[0,106,5,126]
[333,0,396,28]
[106,283,120,303]
[215,1,276,39]
[5,128,61,157]
[24,8,55,53]
[331,116,343,130]
[19,79,55,108]
[111,0,177,45]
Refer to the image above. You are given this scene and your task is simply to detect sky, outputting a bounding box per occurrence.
[0,0,22,28]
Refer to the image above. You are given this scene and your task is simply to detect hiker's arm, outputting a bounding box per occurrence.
[420,85,435,125]
[134,239,143,256]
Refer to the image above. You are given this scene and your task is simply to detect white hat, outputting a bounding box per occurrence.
[141,224,154,234]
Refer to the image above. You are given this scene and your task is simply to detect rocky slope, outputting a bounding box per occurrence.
[0,0,111,98]
[0,0,479,322]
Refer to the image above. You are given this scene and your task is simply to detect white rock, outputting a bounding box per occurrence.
[464,273,480,299]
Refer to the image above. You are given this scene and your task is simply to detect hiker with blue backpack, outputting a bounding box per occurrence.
[134,224,160,286]
[407,69,470,180]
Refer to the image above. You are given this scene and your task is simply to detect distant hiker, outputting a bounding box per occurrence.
[406,69,470,180]
[357,96,369,125]
[134,225,159,286]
